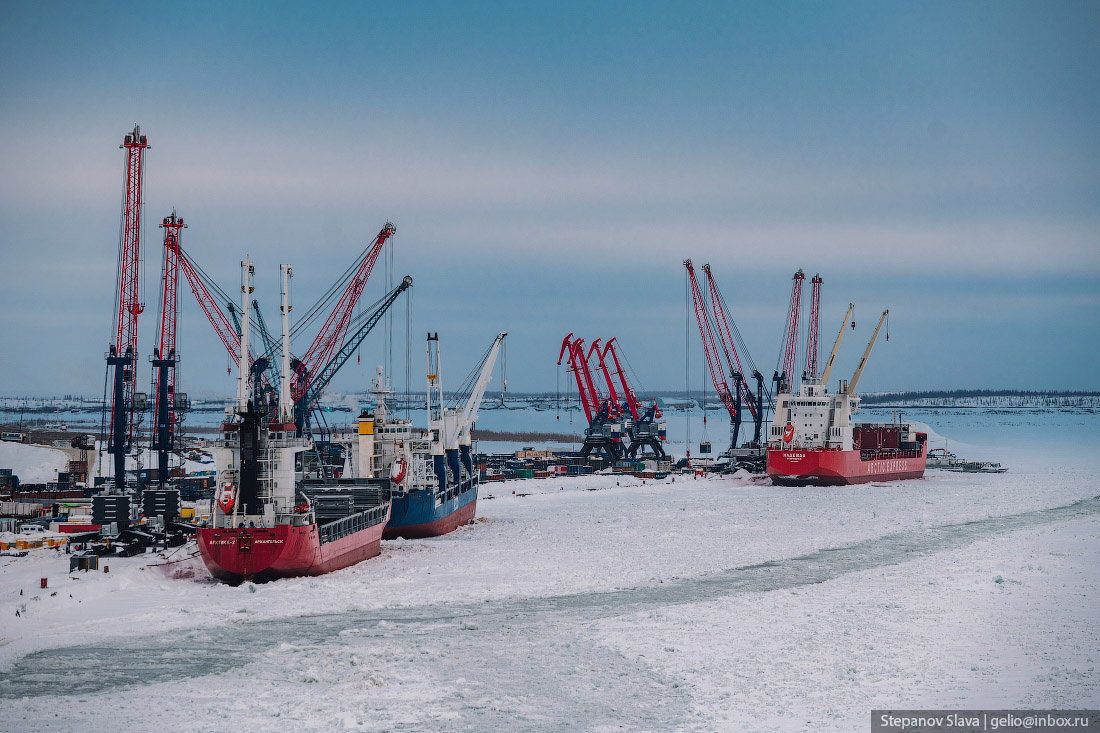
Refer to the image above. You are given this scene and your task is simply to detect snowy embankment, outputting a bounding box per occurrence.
[1,415,1098,730]
[0,442,69,484]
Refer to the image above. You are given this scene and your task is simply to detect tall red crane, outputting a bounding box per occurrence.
[702,264,759,421]
[775,269,805,394]
[806,274,822,379]
[105,124,149,490]
[683,260,739,419]
[557,334,598,423]
[292,221,395,403]
[151,211,186,487]
[601,339,666,459]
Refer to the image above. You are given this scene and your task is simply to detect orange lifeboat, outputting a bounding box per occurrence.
[217,483,237,513]
[389,457,407,485]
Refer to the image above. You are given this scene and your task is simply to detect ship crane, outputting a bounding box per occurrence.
[557,334,624,462]
[447,331,507,449]
[846,309,889,396]
[290,221,395,408]
[600,338,666,459]
[819,302,854,390]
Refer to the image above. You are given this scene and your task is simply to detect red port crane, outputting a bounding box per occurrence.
[557,334,624,460]
[806,274,822,379]
[291,222,395,403]
[683,260,739,420]
[774,269,805,394]
[601,339,666,459]
[105,124,150,490]
[151,211,187,486]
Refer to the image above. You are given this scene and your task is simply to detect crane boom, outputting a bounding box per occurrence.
[297,276,413,430]
[819,303,853,389]
[777,269,805,393]
[252,299,282,381]
[846,309,888,396]
[602,338,640,421]
[294,221,395,400]
[702,264,759,419]
[557,334,596,423]
[451,332,508,447]
[177,247,242,361]
[683,260,739,419]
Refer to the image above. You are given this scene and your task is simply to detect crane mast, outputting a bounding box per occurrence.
[847,309,888,396]
[151,211,186,486]
[105,124,150,490]
[775,269,805,394]
[683,260,739,420]
[806,274,822,379]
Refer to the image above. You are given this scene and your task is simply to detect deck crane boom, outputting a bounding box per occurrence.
[819,303,854,390]
[252,299,282,381]
[846,309,888,396]
[292,221,395,402]
[105,124,150,490]
[447,331,508,449]
[150,211,188,487]
[295,276,414,436]
[774,269,806,395]
[806,274,822,379]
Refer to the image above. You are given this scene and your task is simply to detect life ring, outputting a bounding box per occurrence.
[217,483,236,513]
[783,423,795,443]
[390,457,407,484]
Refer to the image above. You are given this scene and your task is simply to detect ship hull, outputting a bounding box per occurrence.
[197,507,389,584]
[383,485,477,539]
[767,443,927,486]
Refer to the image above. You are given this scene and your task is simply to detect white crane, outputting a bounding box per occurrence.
[446,332,508,450]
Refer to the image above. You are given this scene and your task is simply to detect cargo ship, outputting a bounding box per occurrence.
[766,308,928,486]
[349,332,506,539]
[197,260,391,583]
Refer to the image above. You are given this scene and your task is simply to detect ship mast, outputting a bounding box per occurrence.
[236,255,254,413]
[279,264,294,424]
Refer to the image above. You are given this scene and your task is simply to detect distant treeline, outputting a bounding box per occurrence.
[861,389,1100,403]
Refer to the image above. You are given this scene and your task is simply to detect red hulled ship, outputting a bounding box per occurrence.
[766,308,928,486]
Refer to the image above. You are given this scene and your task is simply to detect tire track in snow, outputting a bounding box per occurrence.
[3,493,1097,716]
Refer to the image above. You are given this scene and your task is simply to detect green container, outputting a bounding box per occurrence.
[517,469,535,479]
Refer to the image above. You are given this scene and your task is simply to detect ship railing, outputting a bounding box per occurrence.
[859,447,923,461]
[318,505,388,546]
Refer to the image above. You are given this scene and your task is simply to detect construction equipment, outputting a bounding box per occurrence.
[599,339,666,459]
[150,211,190,487]
[805,274,822,380]
[773,269,805,395]
[104,124,150,491]
[557,334,624,462]
[819,302,854,390]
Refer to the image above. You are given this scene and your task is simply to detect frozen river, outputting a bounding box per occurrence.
[1,409,1098,730]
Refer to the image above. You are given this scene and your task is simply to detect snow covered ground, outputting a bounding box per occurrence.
[0,410,1098,730]
[0,441,70,484]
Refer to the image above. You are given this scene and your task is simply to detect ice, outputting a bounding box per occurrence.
[0,408,1097,729]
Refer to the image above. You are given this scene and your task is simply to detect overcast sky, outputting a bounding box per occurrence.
[1,1,1097,398]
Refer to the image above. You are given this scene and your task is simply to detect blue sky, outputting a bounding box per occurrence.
[1,1,1097,396]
